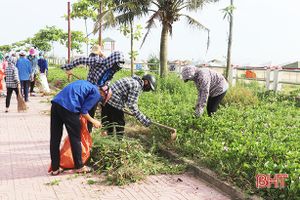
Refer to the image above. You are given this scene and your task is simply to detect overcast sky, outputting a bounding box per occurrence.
[0,0,299,66]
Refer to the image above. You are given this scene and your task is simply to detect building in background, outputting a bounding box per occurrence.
[283,61,300,69]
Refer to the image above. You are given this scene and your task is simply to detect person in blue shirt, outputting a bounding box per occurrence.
[50,80,102,175]
[16,50,32,102]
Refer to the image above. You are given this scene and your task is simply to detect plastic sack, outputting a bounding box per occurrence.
[40,73,50,93]
[245,70,256,78]
[48,116,92,172]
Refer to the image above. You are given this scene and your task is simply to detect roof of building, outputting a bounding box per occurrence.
[282,61,300,68]
[103,37,115,43]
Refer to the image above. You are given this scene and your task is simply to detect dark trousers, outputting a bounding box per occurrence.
[87,102,99,133]
[50,103,83,171]
[6,88,19,108]
[20,80,30,102]
[207,91,227,116]
[30,74,36,93]
[101,103,125,135]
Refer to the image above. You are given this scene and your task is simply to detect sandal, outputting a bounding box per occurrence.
[50,168,64,176]
[75,166,92,174]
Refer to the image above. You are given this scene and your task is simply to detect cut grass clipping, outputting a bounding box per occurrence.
[90,134,186,186]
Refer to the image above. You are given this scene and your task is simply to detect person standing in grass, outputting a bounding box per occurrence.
[181,66,228,117]
[61,50,125,133]
[101,74,156,136]
[4,56,20,113]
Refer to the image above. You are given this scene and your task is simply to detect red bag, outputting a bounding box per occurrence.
[0,70,4,80]
[48,116,92,172]
[245,70,256,78]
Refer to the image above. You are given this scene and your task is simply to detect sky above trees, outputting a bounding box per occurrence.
[0,0,299,66]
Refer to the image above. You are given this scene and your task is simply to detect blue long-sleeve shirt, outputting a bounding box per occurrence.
[51,80,101,114]
[38,57,48,73]
[16,57,32,81]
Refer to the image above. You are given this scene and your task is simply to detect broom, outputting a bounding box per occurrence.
[17,87,27,112]
[123,109,177,141]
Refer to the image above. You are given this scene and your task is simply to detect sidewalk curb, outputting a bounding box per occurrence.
[158,146,262,200]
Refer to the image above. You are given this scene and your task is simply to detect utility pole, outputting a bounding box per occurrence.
[226,0,234,83]
[68,2,71,63]
[98,1,102,46]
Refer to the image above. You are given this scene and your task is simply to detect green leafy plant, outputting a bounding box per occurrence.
[221,85,259,106]
[90,134,186,186]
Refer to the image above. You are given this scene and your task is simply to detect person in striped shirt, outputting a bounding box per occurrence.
[101,74,156,136]
[61,51,124,85]
[4,56,20,113]
[61,50,125,132]
[181,66,228,117]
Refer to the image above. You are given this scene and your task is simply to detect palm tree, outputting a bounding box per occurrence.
[222,0,235,83]
[70,0,116,47]
[94,0,149,75]
[141,0,219,77]
[70,0,97,56]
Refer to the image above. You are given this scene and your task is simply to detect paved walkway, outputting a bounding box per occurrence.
[0,95,230,200]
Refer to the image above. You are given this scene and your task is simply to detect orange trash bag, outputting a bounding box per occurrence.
[48,116,92,172]
[245,70,256,78]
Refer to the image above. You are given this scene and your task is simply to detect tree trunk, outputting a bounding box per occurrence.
[85,18,89,66]
[67,2,71,63]
[130,20,134,76]
[226,0,234,83]
[160,24,169,78]
[98,1,102,46]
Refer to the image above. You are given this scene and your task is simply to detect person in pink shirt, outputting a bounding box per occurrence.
[0,55,7,97]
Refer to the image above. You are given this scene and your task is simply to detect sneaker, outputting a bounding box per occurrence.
[30,93,36,97]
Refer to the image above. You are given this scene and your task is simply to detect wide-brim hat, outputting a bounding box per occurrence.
[91,45,103,55]
[29,48,36,55]
[19,50,26,56]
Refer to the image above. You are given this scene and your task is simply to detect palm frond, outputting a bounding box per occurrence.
[181,14,210,52]
[185,0,219,11]
[140,11,161,48]
[181,14,208,30]
[93,9,113,34]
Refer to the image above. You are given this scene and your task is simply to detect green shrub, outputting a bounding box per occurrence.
[222,85,259,106]
[90,134,186,185]
[47,65,88,89]
[147,54,159,72]
[132,75,300,199]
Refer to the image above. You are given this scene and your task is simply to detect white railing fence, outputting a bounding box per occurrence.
[47,57,300,91]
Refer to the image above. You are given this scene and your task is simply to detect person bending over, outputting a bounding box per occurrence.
[49,80,102,175]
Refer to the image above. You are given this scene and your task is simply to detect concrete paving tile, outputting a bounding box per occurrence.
[0,96,230,200]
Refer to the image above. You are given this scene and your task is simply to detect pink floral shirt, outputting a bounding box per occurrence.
[193,68,228,116]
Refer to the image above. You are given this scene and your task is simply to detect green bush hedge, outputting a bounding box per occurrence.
[47,68,300,198]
